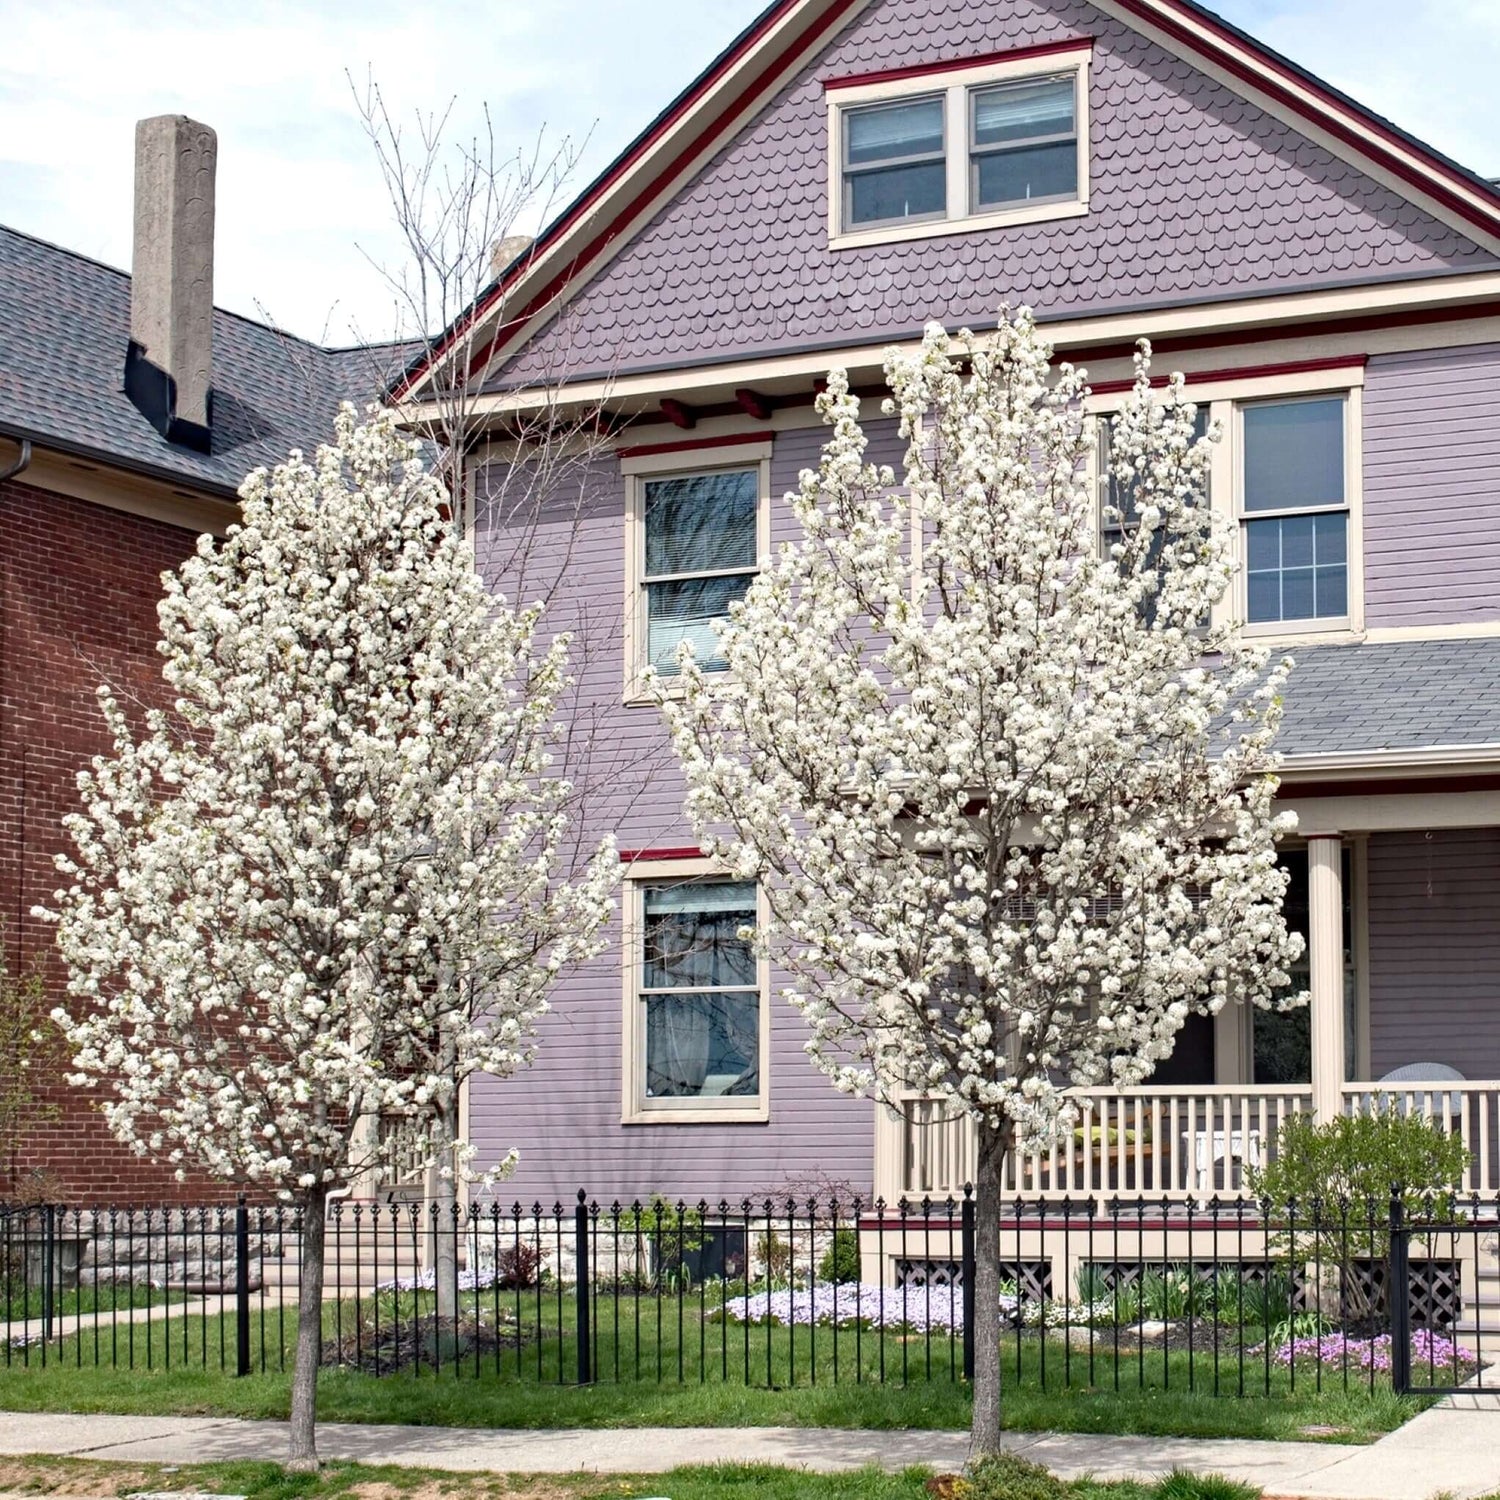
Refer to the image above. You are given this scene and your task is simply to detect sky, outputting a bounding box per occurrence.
[2,0,1499,347]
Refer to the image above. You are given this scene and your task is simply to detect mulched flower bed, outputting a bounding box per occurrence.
[322,1306,532,1374]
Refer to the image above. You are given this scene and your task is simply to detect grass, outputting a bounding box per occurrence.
[0,1452,1264,1500]
[0,1289,1425,1442]
[2,1281,189,1320]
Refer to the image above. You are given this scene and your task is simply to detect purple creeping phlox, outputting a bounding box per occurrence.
[1263,1328,1479,1372]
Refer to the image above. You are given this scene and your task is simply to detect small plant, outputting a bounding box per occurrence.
[493,1239,542,1290]
[1249,1110,1473,1325]
[617,1195,708,1288]
[1139,1267,1203,1321]
[963,1452,1067,1500]
[1154,1471,1260,1500]
[818,1227,861,1285]
[756,1229,792,1287]
[1238,1269,1297,1331]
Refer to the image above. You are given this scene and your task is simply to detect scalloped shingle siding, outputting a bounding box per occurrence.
[493,0,1494,388]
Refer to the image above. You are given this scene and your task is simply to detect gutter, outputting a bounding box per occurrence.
[0,420,241,505]
[1279,743,1500,780]
[0,436,32,483]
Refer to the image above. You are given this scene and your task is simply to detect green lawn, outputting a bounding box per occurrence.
[0,1451,1261,1500]
[0,1290,1424,1442]
[2,1280,189,1321]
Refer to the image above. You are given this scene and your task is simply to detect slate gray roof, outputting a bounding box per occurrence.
[0,225,411,498]
[1277,639,1500,759]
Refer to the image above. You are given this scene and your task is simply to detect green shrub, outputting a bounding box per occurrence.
[964,1452,1067,1500]
[818,1227,861,1285]
[1248,1110,1472,1324]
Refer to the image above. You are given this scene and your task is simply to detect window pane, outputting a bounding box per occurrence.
[645,991,760,1099]
[1281,567,1315,621]
[972,76,1074,145]
[846,97,943,165]
[1247,569,1280,624]
[1317,565,1348,617]
[1243,398,1344,512]
[647,574,751,673]
[1315,510,1346,565]
[1244,515,1348,622]
[644,470,758,577]
[643,882,756,990]
[1279,514,1314,569]
[849,160,946,225]
[974,141,1077,209]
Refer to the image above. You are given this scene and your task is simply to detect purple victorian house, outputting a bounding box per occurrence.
[396,0,1500,1242]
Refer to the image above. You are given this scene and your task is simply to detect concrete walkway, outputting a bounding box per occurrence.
[1,1398,1498,1499]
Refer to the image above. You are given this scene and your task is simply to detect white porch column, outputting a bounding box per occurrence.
[1307,834,1346,1123]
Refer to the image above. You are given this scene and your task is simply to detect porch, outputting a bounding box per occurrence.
[874,812,1500,1205]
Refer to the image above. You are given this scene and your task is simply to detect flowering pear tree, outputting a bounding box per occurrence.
[659,308,1303,1451]
[43,405,616,1469]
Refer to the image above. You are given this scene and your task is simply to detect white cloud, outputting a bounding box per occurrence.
[1,0,1496,344]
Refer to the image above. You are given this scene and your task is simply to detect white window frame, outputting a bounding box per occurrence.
[827,47,1091,252]
[620,856,772,1125]
[1234,391,1361,639]
[1086,365,1364,643]
[621,442,773,703]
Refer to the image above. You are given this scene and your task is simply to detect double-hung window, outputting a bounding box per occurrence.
[640,467,760,675]
[842,96,947,230]
[1240,396,1349,626]
[633,879,764,1117]
[969,74,1078,213]
[828,47,1090,247]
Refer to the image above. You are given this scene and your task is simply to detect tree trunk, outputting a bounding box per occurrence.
[970,1117,1007,1458]
[287,1183,329,1471]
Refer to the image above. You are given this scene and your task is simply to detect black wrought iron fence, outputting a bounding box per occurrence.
[3,1190,1495,1396]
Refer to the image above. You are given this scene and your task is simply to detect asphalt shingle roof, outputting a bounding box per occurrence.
[0,225,410,497]
[1276,639,1500,758]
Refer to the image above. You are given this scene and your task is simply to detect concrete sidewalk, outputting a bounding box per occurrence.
[1,1400,1498,1499]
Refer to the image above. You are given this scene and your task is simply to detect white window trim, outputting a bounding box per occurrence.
[1234,387,1363,640]
[621,442,773,704]
[827,48,1092,252]
[1086,366,1364,642]
[620,856,772,1125]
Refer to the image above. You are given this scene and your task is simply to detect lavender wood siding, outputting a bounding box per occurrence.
[493,0,1492,388]
[1363,345,1500,629]
[464,420,907,1201]
[1366,828,1500,1082]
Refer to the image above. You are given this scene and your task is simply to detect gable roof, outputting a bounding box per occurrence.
[0,224,411,500]
[396,0,1500,406]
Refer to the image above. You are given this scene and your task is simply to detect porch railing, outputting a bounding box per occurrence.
[1343,1082,1500,1193]
[884,1085,1314,1203]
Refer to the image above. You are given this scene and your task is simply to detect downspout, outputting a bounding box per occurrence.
[0,438,32,483]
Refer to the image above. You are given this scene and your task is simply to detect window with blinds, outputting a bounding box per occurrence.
[831,55,1088,243]
[969,74,1078,212]
[641,467,760,674]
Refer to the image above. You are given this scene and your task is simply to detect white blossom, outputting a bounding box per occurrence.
[657,308,1303,1449]
[40,403,618,1195]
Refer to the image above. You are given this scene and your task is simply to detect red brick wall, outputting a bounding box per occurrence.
[0,474,232,1204]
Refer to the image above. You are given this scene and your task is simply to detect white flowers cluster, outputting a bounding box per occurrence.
[660,307,1303,1149]
[42,404,617,1193]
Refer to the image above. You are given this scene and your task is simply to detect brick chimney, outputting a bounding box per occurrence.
[124,115,216,453]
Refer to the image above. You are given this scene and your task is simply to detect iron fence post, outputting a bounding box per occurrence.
[41,1203,55,1342]
[234,1195,251,1377]
[1389,1187,1411,1395]
[575,1190,592,1386]
[961,1182,976,1381]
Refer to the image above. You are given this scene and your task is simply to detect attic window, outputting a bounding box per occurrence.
[827,44,1091,250]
